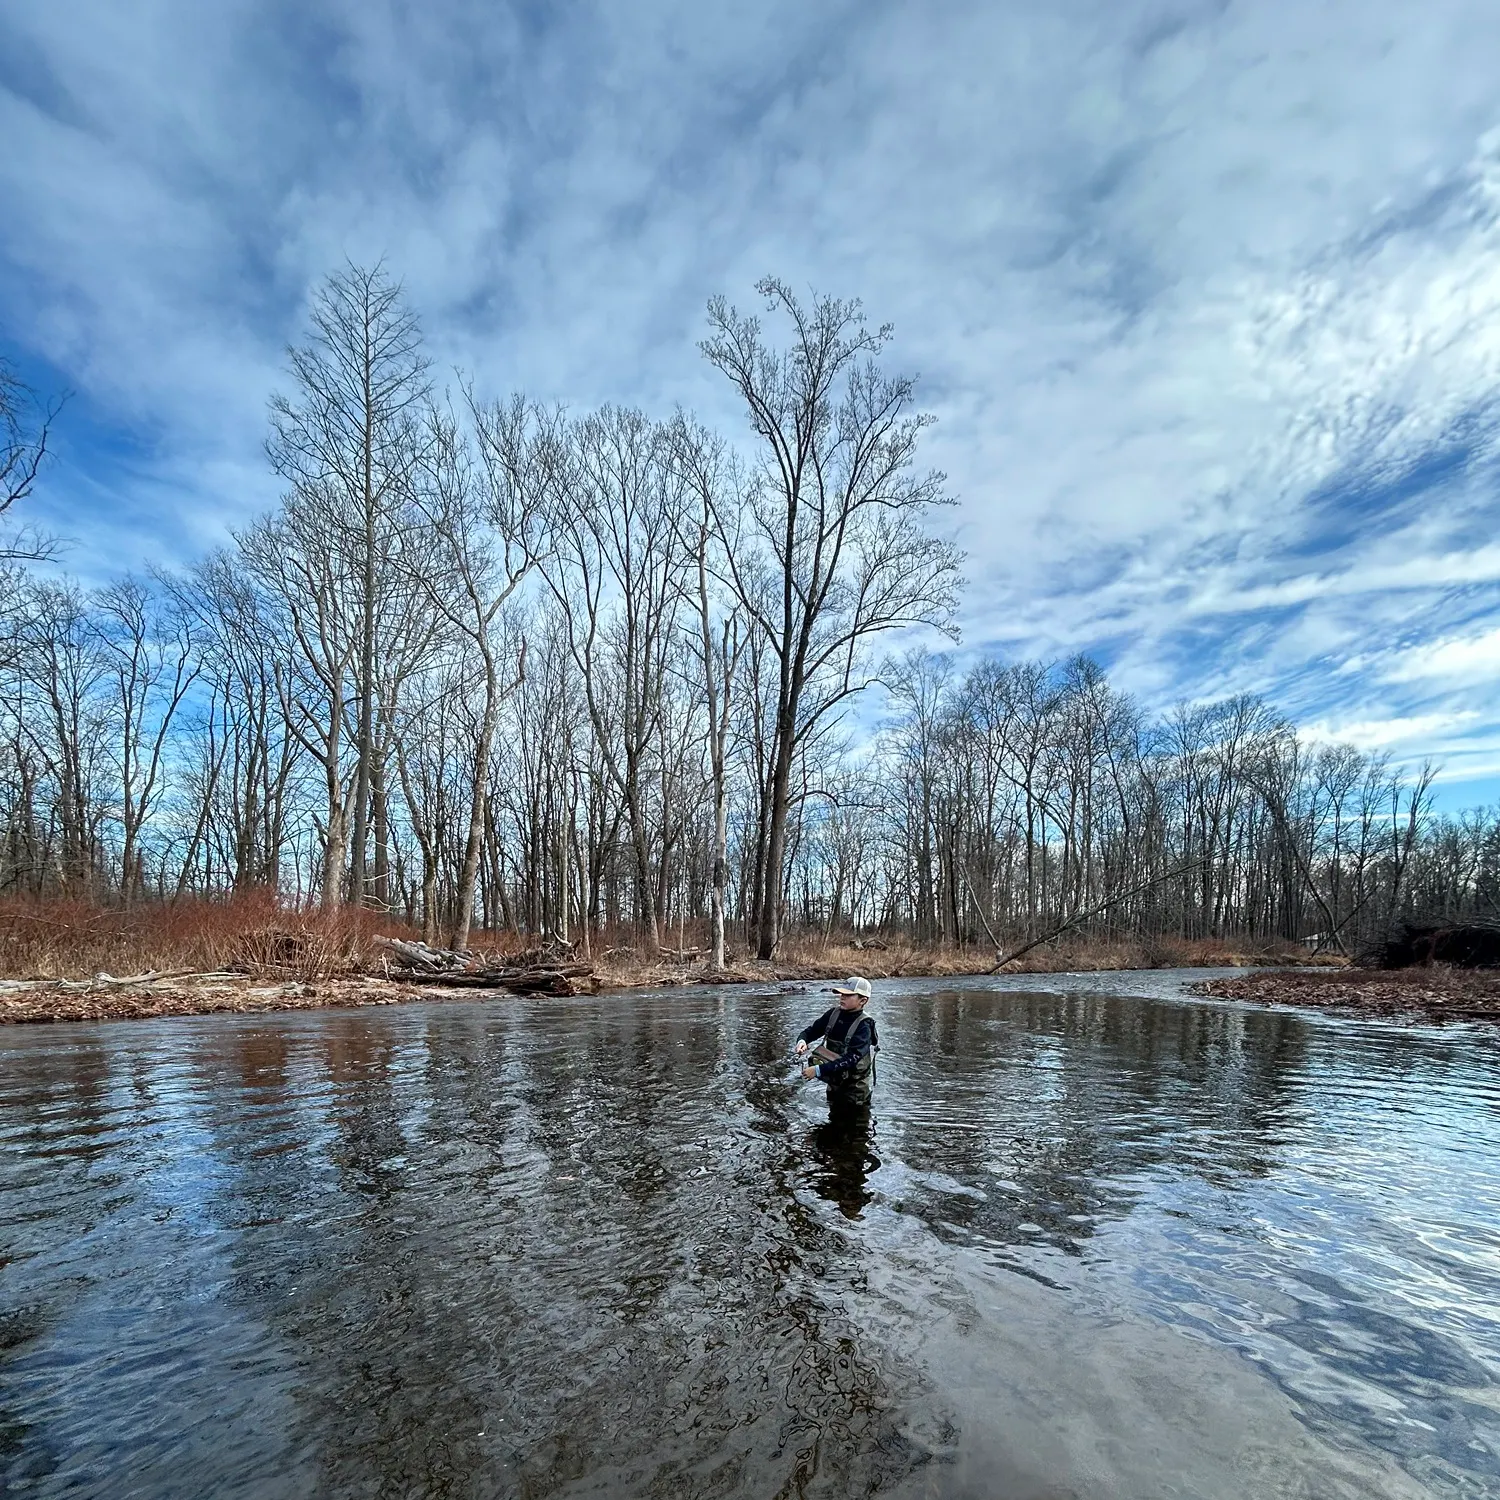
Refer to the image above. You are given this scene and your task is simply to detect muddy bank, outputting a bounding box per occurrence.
[1193,967,1500,1023]
[0,943,1331,1025]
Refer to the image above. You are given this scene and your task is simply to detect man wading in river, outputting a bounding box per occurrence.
[795,977,878,1111]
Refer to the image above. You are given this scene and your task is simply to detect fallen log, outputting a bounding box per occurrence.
[500,967,593,993]
[388,962,595,994]
[374,936,472,972]
[388,971,515,988]
[44,970,245,993]
[974,860,1207,973]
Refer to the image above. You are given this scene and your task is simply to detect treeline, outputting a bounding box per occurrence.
[0,268,1492,961]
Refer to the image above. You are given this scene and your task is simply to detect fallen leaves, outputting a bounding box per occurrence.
[1192,967,1500,1023]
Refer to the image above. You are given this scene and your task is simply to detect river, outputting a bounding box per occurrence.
[1,971,1497,1498]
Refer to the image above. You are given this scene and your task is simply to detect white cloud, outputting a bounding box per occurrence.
[3,0,1500,788]
[1303,710,1482,752]
[1382,627,1500,683]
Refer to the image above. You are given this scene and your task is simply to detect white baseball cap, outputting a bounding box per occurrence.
[832,976,872,1000]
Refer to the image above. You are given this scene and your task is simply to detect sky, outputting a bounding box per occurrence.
[3,0,1500,805]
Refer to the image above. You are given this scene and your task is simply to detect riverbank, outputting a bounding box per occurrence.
[0,935,1331,1025]
[1192,967,1500,1023]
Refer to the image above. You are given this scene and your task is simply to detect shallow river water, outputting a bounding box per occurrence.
[1,971,1498,1499]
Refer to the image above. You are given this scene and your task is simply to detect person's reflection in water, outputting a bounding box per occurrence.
[805,1108,881,1220]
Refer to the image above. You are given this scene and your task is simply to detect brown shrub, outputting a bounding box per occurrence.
[0,891,402,981]
[0,901,1330,987]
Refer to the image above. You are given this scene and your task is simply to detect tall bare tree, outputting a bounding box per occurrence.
[15,581,108,894]
[701,279,963,957]
[414,397,556,947]
[540,407,692,952]
[267,263,431,906]
[672,420,743,970]
[237,500,359,911]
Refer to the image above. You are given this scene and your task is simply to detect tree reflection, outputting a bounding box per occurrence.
[14,979,1482,1498]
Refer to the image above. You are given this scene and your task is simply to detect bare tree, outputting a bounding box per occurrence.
[672,420,743,971]
[237,501,358,912]
[93,578,198,905]
[267,263,431,906]
[0,362,64,517]
[540,407,692,952]
[14,581,109,894]
[414,398,555,947]
[170,553,304,894]
[701,279,963,957]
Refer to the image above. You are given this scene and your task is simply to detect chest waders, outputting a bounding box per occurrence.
[816,1007,877,1107]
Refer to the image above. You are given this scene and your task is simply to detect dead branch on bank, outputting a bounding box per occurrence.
[978,861,1209,973]
[373,936,595,994]
[0,969,251,995]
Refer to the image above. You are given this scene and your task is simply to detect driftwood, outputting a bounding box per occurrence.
[0,970,248,994]
[375,937,473,973]
[373,939,594,994]
[387,962,594,991]
[849,937,888,951]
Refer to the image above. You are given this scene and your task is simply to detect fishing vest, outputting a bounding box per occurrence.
[816,1006,877,1105]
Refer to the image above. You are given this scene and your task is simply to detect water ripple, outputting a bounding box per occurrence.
[0,975,1496,1497]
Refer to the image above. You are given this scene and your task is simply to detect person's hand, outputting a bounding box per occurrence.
[801,1065,818,1081]
[794,1039,808,1056]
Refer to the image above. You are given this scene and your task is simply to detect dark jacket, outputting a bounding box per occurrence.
[798,1005,876,1081]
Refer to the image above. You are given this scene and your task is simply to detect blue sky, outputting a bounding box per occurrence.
[3,0,1500,805]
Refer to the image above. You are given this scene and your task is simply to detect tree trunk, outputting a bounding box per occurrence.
[757,728,795,958]
[372,754,390,909]
[321,798,347,914]
[452,653,499,950]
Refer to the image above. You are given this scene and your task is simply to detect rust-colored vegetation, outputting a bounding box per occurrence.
[0,897,1333,1025]
[0,890,399,982]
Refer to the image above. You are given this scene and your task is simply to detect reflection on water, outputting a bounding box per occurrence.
[804,1112,881,1220]
[0,972,1496,1498]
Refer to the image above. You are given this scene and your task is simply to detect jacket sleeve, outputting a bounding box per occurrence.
[817,1017,872,1079]
[797,1012,831,1046]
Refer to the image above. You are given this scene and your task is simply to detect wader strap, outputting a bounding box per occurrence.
[820,1009,875,1078]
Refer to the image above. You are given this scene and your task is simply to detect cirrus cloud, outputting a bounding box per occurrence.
[2,0,1500,803]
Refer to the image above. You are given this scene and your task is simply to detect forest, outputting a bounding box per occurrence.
[0,267,1493,970]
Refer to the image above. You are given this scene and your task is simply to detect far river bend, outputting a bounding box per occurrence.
[1,971,1497,1498]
